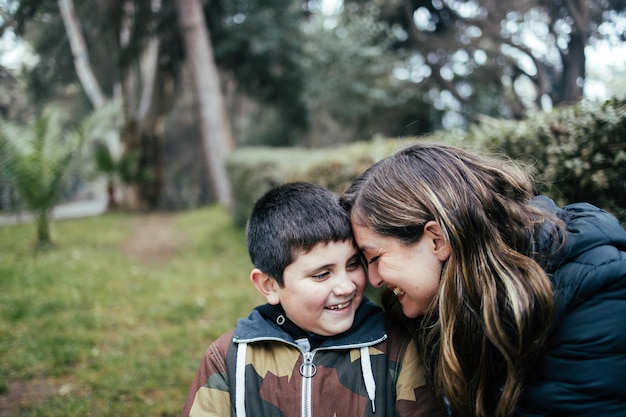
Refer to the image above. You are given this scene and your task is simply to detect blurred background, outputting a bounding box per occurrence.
[0,0,625,415]
[1,0,625,214]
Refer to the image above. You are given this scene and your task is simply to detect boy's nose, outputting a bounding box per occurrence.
[334,273,356,295]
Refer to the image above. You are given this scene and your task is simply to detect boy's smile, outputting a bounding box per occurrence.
[326,301,352,310]
[270,240,366,336]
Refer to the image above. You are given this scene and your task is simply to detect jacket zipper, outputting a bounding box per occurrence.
[300,351,316,417]
[233,333,388,416]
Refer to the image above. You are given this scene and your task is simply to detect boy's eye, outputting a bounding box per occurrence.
[312,271,330,280]
[347,258,362,271]
[368,256,380,265]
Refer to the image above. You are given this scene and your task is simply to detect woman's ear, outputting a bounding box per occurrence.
[424,220,451,261]
[250,268,280,305]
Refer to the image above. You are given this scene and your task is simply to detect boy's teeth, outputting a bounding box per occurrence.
[329,301,350,310]
[392,287,405,296]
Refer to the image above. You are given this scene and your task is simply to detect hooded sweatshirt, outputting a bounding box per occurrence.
[181,298,443,417]
[517,197,626,416]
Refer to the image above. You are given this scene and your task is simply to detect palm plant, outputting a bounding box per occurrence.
[93,140,138,211]
[0,109,85,247]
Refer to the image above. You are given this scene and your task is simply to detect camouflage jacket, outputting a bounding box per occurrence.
[181,299,443,417]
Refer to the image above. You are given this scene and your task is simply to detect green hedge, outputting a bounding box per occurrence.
[226,139,413,226]
[227,97,626,227]
[468,97,626,224]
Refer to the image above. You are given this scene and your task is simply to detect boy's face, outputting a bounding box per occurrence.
[272,240,366,336]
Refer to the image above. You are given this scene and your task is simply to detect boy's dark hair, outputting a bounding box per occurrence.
[246,182,353,286]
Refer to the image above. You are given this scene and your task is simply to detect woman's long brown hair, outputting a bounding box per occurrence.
[342,142,561,417]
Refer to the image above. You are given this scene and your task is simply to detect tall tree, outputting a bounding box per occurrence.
[360,0,626,120]
[10,0,183,209]
[534,0,624,104]
[300,7,438,142]
[7,0,313,207]
[204,0,310,146]
[175,0,233,206]
[113,0,170,209]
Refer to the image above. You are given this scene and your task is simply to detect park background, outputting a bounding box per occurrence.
[1,0,625,416]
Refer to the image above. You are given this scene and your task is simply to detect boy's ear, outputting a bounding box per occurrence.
[250,268,280,305]
[424,220,451,261]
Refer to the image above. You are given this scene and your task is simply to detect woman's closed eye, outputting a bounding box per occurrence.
[368,255,380,265]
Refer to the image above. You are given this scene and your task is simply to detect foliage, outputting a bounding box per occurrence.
[469,97,626,223]
[0,102,123,247]
[205,0,311,146]
[0,109,84,247]
[5,0,626,211]
[0,207,261,416]
[351,0,626,123]
[302,10,394,123]
[0,65,33,124]
[11,0,183,107]
[88,100,131,182]
[300,6,439,143]
[10,0,74,104]
[228,97,626,226]
[9,0,185,209]
[226,139,419,226]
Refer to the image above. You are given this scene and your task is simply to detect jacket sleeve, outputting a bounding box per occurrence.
[386,323,446,417]
[518,247,626,417]
[181,330,235,417]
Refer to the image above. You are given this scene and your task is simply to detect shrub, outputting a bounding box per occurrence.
[227,97,626,226]
[226,139,409,226]
[468,97,626,223]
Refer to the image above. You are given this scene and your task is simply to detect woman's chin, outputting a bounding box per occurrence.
[400,300,422,319]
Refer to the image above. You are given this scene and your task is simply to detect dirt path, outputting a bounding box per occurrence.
[0,377,76,416]
[121,212,186,264]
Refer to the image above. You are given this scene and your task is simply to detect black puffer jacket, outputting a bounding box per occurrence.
[518,197,626,416]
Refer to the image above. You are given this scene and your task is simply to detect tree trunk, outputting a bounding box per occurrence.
[556,31,586,105]
[58,0,122,210]
[57,0,106,109]
[36,210,52,247]
[175,0,234,207]
[120,120,163,210]
[117,0,167,211]
[58,0,165,211]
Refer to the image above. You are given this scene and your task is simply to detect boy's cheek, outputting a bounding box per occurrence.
[355,271,368,291]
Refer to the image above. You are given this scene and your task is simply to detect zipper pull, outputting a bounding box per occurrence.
[299,351,317,378]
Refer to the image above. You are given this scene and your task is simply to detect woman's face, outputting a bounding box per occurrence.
[352,220,450,318]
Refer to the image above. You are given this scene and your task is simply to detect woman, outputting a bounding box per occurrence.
[341,142,626,417]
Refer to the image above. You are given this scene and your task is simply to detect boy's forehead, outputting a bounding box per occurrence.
[294,239,357,256]
[288,240,358,271]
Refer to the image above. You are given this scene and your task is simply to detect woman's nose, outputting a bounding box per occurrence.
[367,267,384,288]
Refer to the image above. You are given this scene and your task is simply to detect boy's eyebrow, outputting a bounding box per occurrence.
[302,263,334,275]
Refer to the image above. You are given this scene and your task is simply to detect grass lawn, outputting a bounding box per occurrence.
[0,206,264,416]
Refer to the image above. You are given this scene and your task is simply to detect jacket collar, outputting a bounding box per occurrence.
[531,196,626,273]
[233,297,386,349]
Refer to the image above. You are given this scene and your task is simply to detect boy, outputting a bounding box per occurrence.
[181,182,442,417]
